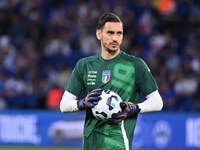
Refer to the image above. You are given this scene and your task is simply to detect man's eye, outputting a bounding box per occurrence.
[117,32,122,35]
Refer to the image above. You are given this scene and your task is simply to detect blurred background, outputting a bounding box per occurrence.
[0,0,199,149]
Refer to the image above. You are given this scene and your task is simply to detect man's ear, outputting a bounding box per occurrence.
[96,29,101,40]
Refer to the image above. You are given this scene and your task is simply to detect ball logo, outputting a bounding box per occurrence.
[102,71,110,83]
[106,96,118,110]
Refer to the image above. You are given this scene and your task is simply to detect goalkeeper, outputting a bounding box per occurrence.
[60,12,163,150]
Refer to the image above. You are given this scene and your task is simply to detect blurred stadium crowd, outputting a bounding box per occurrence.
[0,0,199,111]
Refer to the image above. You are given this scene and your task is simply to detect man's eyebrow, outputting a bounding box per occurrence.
[107,30,114,33]
[117,31,123,33]
[107,30,123,33]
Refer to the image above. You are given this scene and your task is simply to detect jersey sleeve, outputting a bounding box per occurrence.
[64,60,83,97]
[135,58,158,96]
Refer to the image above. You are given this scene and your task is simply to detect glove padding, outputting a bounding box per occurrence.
[107,102,141,125]
[77,88,103,110]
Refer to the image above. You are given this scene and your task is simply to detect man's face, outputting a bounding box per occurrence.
[97,22,123,53]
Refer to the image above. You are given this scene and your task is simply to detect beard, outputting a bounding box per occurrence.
[105,47,118,53]
[102,41,120,54]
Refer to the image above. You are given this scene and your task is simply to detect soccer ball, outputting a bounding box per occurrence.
[92,90,122,121]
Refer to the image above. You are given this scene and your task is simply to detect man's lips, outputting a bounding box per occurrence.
[110,43,118,46]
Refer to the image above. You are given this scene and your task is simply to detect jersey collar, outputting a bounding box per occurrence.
[98,50,122,63]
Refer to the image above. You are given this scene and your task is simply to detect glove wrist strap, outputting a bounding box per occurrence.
[77,99,85,111]
[135,104,141,114]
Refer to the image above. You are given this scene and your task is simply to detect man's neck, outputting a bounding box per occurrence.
[101,49,120,60]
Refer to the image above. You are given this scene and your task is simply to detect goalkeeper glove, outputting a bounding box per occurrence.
[107,102,141,125]
[77,88,103,110]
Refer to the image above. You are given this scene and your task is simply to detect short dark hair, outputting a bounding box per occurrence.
[97,12,123,30]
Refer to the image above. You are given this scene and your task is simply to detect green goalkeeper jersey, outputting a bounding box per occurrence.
[64,51,158,150]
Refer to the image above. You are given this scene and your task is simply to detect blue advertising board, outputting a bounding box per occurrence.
[0,110,84,147]
[133,113,200,149]
[0,110,199,149]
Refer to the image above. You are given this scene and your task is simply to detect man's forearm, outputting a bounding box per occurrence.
[60,91,79,113]
[138,90,163,113]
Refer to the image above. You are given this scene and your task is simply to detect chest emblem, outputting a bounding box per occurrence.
[102,71,110,83]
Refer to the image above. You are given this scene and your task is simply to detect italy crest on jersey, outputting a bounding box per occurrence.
[102,71,110,83]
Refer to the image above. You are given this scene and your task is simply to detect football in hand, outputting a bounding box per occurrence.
[92,90,122,121]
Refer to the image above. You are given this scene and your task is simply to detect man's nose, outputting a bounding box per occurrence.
[113,34,118,41]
